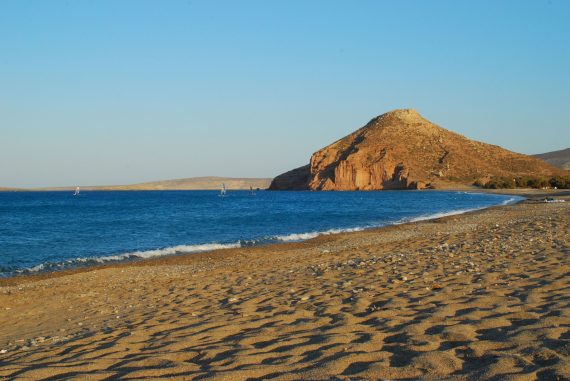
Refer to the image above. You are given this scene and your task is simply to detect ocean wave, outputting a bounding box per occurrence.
[403,208,480,223]
[275,227,366,242]
[11,228,371,275]
[14,242,242,275]
[11,197,523,276]
[501,197,521,205]
[397,195,524,224]
[95,242,242,261]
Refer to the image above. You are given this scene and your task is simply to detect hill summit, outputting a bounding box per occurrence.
[270,109,560,190]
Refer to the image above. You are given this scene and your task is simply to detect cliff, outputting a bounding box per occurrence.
[270,109,561,190]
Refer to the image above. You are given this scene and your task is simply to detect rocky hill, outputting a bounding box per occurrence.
[270,109,561,190]
[534,148,570,170]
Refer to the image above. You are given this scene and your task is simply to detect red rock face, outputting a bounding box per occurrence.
[269,109,561,191]
[310,154,421,191]
[304,110,436,190]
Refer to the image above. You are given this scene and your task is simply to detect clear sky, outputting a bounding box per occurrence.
[1,0,569,187]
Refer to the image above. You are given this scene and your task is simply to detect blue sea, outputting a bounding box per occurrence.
[0,190,522,276]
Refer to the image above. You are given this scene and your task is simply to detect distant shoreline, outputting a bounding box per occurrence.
[0,176,272,192]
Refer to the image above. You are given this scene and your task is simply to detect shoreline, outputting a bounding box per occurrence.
[2,188,567,286]
[0,190,568,379]
[0,189,534,285]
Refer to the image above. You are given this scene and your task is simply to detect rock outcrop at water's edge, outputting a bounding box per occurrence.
[268,165,311,190]
[269,109,561,190]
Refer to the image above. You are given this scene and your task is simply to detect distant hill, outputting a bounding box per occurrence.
[105,177,272,190]
[33,177,272,191]
[270,109,561,190]
[534,148,570,170]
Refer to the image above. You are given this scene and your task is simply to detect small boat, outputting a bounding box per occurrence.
[220,183,227,197]
[73,186,80,196]
[250,186,256,196]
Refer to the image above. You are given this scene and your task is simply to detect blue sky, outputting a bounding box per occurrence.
[1,0,569,187]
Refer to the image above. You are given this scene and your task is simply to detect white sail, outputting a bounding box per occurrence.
[220,183,226,196]
[74,186,80,196]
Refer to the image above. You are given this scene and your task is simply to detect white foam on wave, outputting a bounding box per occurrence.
[275,226,366,242]
[275,232,320,241]
[501,197,521,205]
[17,242,242,274]
[25,263,47,273]
[91,242,242,262]
[398,195,524,224]
[403,208,480,223]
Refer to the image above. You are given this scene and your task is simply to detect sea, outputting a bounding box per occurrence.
[0,190,522,277]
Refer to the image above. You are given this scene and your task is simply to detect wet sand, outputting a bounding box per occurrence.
[0,192,569,380]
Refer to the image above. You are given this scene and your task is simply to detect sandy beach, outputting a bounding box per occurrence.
[0,191,568,380]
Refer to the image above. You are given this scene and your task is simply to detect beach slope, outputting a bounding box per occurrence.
[0,195,568,380]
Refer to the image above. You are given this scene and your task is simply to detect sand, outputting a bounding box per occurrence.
[0,192,569,380]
